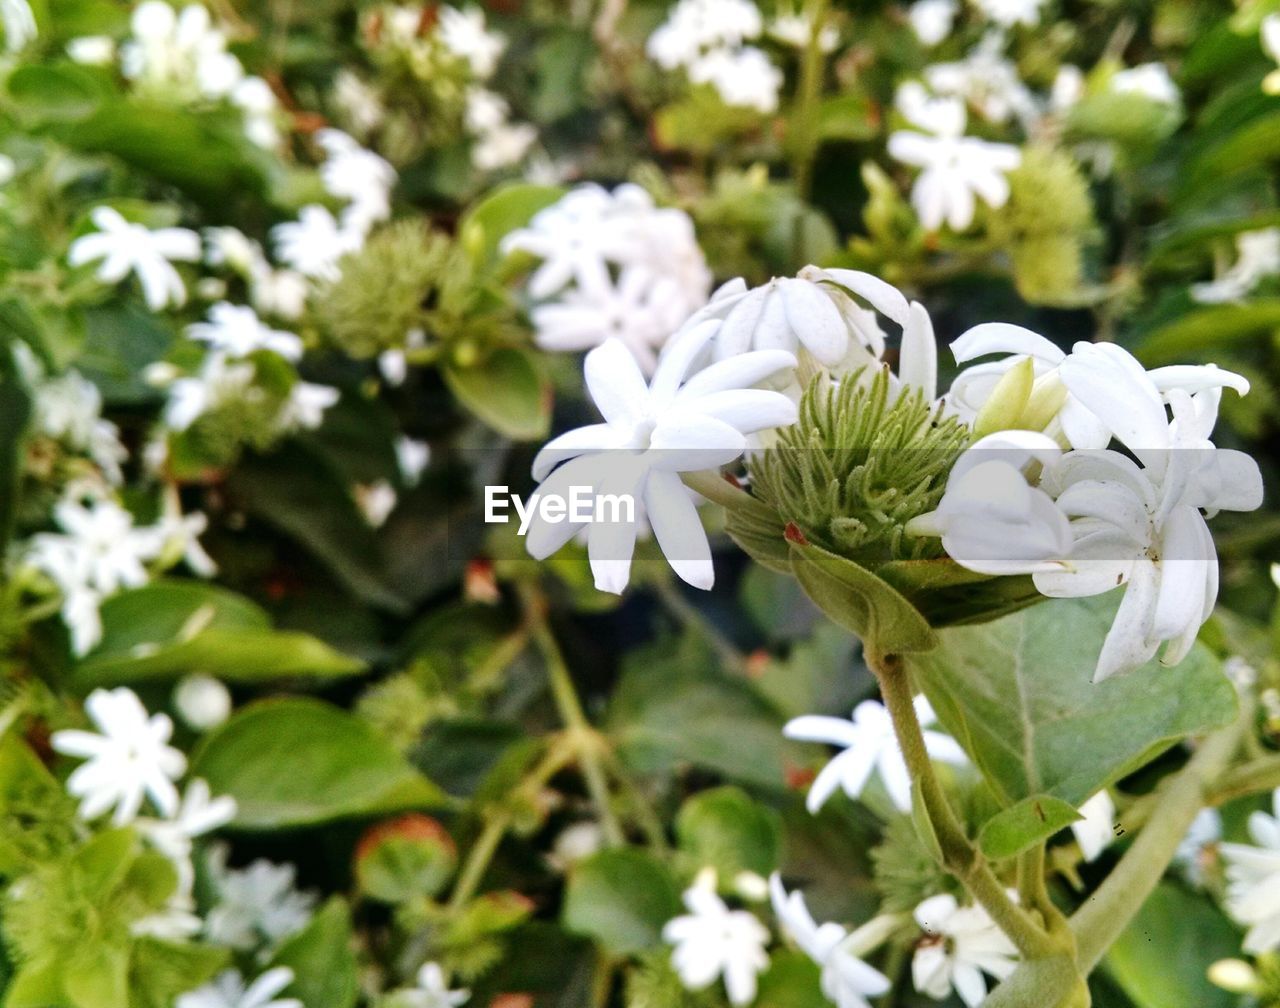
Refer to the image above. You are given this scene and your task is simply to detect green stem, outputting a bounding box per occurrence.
[1209,752,1280,805]
[518,582,626,847]
[680,468,753,510]
[791,0,831,202]
[871,650,1059,959]
[1069,715,1249,972]
[650,575,747,675]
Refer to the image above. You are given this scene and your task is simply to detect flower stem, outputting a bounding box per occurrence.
[517,581,626,848]
[1209,752,1280,805]
[791,0,831,202]
[869,649,1059,960]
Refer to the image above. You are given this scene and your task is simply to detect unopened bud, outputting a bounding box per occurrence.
[355,814,457,903]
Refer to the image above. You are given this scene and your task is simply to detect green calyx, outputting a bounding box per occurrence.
[748,366,969,570]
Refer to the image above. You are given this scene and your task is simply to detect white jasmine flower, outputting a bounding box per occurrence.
[912,893,1019,1007]
[1050,64,1085,112]
[271,205,362,282]
[67,35,115,64]
[1071,790,1116,862]
[396,436,431,486]
[233,76,282,148]
[437,5,505,78]
[525,326,797,593]
[924,34,1037,126]
[137,777,237,910]
[51,687,186,824]
[1111,62,1180,106]
[1264,15,1280,94]
[688,44,783,113]
[769,10,839,51]
[1,0,34,50]
[472,119,538,171]
[28,365,127,483]
[906,430,1072,576]
[396,963,470,1008]
[647,0,764,69]
[189,303,304,361]
[30,496,161,599]
[889,89,1021,231]
[909,0,958,47]
[158,353,259,431]
[316,129,396,232]
[1219,789,1280,954]
[548,821,605,871]
[174,674,233,731]
[770,875,893,1008]
[205,845,317,952]
[1192,228,1280,303]
[122,2,244,101]
[970,0,1046,28]
[785,696,967,813]
[279,381,340,431]
[334,70,385,134]
[663,872,770,1006]
[153,492,218,577]
[1173,807,1221,886]
[355,480,397,526]
[178,968,302,1008]
[69,206,201,311]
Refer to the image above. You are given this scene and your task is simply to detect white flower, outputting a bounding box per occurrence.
[396,436,431,486]
[205,846,317,952]
[688,45,783,113]
[316,129,396,232]
[122,2,244,101]
[396,964,470,1008]
[28,364,127,483]
[355,480,397,526]
[646,0,764,69]
[785,697,966,813]
[137,777,237,900]
[233,77,282,148]
[969,0,1046,28]
[174,674,233,730]
[279,381,340,431]
[909,0,958,46]
[472,120,538,172]
[67,35,115,64]
[1,0,34,50]
[1071,790,1116,862]
[189,303,304,361]
[924,34,1037,126]
[1192,228,1280,303]
[663,873,770,1006]
[1219,789,1280,954]
[178,968,302,1008]
[1173,807,1221,886]
[52,687,186,824]
[769,10,839,51]
[912,893,1019,1007]
[157,353,258,431]
[525,326,797,593]
[770,875,892,1008]
[153,491,218,577]
[906,430,1073,576]
[1111,62,1180,106]
[437,5,505,78]
[889,90,1021,232]
[334,70,385,134]
[1264,15,1280,93]
[69,206,201,310]
[271,205,362,282]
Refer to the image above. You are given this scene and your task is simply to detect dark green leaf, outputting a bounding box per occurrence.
[675,786,783,879]
[273,898,359,1008]
[562,848,681,955]
[978,795,1082,860]
[442,347,551,441]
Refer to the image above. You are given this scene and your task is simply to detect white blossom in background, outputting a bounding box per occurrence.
[189,303,304,361]
[152,353,259,432]
[1191,228,1280,303]
[663,871,770,1006]
[970,0,1047,28]
[524,325,796,593]
[334,70,385,135]
[272,205,363,282]
[1173,807,1221,886]
[396,436,431,486]
[925,33,1037,126]
[19,351,127,483]
[770,875,893,1008]
[205,227,307,321]
[784,696,967,813]
[1263,15,1280,94]
[355,480,398,526]
[769,9,839,51]
[205,845,318,953]
[464,88,538,171]
[1,0,35,50]
[51,687,187,824]
[69,206,201,311]
[153,490,219,577]
[279,380,340,431]
[121,2,243,101]
[316,129,396,232]
[889,83,1021,231]
[1071,790,1116,862]
[232,76,283,148]
[687,44,784,113]
[174,674,233,730]
[394,963,470,1008]
[437,4,505,77]
[912,893,1019,1007]
[177,968,302,1008]
[66,35,116,63]
[1220,788,1280,954]
[909,0,958,47]
[503,183,712,371]
[1111,62,1180,107]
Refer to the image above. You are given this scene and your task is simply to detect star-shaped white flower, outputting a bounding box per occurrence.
[1173,807,1221,887]
[188,303,303,361]
[177,968,301,1008]
[204,845,317,951]
[525,324,797,593]
[912,893,1019,1007]
[663,873,770,1006]
[436,5,505,78]
[1220,789,1280,954]
[770,875,892,1008]
[784,696,967,813]
[68,206,200,310]
[52,687,187,824]
[271,204,362,282]
[398,963,470,1008]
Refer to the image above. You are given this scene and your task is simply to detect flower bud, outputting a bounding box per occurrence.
[354,814,457,903]
[173,674,231,731]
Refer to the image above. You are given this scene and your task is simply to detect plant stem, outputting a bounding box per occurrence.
[791,0,831,202]
[870,650,1059,959]
[518,582,626,847]
[650,575,748,675]
[1209,752,1280,805]
[1069,715,1248,972]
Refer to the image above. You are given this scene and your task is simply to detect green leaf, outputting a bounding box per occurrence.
[129,940,228,1008]
[74,581,363,687]
[1138,300,1280,362]
[910,777,944,865]
[190,698,447,828]
[64,944,128,1008]
[458,182,563,272]
[562,849,681,955]
[0,375,32,562]
[789,541,937,655]
[6,64,104,123]
[272,898,359,1008]
[675,786,783,879]
[909,594,1238,807]
[978,795,1082,860]
[816,95,879,141]
[1105,883,1239,1008]
[442,347,550,441]
[755,950,828,1007]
